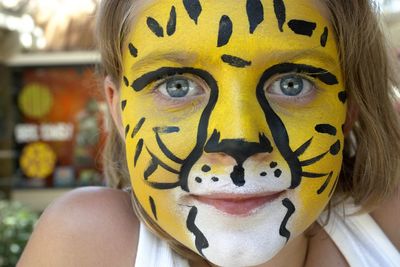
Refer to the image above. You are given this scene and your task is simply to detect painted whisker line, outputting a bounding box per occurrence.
[143,146,179,180]
[155,131,184,164]
[294,137,313,156]
[302,171,329,178]
[144,157,158,180]
[300,151,328,166]
[146,180,181,190]
[317,171,333,194]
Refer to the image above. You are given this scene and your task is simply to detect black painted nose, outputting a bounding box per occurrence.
[204,130,273,186]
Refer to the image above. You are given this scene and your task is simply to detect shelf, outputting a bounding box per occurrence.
[4,51,100,67]
[12,188,72,211]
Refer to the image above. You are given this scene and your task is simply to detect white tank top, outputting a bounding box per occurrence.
[318,201,400,267]
[134,204,400,267]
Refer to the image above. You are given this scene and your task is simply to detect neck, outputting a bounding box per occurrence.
[190,233,309,267]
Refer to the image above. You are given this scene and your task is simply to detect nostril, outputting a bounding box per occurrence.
[230,165,245,187]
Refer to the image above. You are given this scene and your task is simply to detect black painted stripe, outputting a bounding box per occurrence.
[246,0,264,34]
[144,157,158,180]
[317,171,333,194]
[149,196,158,220]
[262,63,338,86]
[132,67,217,92]
[129,67,219,193]
[279,198,295,243]
[183,0,202,24]
[153,126,180,134]
[217,15,233,47]
[146,148,180,174]
[131,117,146,139]
[302,172,329,178]
[167,6,177,36]
[273,0,286,32]
[146,180,181,190]
[315,124,337,136]
[320,27,328,47]
[134,139,144,167]
[300,151,328,167]
[125,124,130,138]
[128,43,138,57]
[147,17,164,37]
[186,206,209,256]
[294,138,312,156]
[221,54,251,68]
[338,91,347,103]
[123,76,129,87]
[155,131,184,164]
[288,19,316,37]
[330,140,341,155]
[121,100,127,111]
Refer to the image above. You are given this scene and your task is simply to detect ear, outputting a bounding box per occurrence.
[343,99,359,136]
[104,76,125,138]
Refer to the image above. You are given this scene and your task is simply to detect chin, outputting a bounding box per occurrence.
[192,196,290,267]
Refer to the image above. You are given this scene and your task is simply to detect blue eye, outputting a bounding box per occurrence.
[157,76,203,99]
[166,78,190,97]
[268,75,314,97]
[280,76,303,96]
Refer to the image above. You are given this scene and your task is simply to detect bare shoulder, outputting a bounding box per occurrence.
[371,187,400,250]
[18,187,140,267]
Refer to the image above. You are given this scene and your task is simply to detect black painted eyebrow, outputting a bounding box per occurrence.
[131,67,214,92]
[261,62,338,85]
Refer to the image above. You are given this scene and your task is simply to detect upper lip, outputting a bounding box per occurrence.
[191,191,284,200]
[188,191,285,216]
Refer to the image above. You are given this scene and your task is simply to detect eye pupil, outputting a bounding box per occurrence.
[166,78,189,97]
[280,76,303,96]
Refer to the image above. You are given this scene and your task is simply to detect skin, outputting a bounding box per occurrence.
[17,186,400,267]
[16,0,400,266]
[120,0,345,265]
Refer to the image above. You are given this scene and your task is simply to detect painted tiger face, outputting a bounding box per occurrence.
[120,0,346,266]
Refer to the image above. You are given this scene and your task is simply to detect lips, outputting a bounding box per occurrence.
[193,191,284,216]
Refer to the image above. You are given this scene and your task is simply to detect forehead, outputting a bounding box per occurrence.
[126,0,337,66]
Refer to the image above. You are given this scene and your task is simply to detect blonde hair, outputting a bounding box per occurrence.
[96,0,400,259]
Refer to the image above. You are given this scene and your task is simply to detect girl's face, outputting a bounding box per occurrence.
[120,0,346,265]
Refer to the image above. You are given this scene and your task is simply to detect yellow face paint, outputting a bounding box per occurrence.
[121,0,346,265]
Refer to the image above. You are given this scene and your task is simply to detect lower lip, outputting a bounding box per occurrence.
[193,192,283,216]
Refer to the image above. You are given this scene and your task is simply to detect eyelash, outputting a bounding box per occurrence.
[147,72,318,105]
[150,74,207,105]
[265,73,318,102]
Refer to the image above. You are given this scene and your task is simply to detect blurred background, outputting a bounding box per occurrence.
[0,0,398,266]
